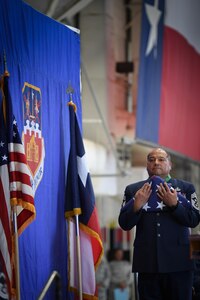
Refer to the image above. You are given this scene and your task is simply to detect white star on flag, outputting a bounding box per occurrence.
[77,154,89,187]
[156,184,160,191]
[145,0,162,56]
[2,155,8,161]
[143,202,151,211]
[156,201,166,210]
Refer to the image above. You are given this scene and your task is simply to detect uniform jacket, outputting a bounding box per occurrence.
[118,177,200,273]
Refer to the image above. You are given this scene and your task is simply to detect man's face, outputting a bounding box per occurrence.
[114,249,124,261]
[146,148,172,178]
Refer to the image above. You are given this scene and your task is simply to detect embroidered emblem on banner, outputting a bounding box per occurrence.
[22,82,45,194]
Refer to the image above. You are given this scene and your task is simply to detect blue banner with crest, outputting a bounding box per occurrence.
[0,0,81,298]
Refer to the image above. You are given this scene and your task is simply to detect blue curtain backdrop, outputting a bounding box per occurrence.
[0,0,81,298]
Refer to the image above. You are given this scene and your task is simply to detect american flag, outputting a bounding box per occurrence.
[121,176,192,214]
[0,72,35,295]
[65,102,103,299]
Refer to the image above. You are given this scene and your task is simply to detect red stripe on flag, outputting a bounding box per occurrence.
[87,207,102,266]
[0,177,12,295]
[0,178,12,255]
[159,27,200,160]
[0,178,12,257]
[9,171,32,186]
[10,191,35,205]
[9,152,28,164]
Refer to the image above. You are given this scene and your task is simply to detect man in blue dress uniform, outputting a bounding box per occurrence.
[118,148,200,300]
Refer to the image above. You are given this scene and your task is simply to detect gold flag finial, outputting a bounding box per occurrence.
[3,50,10,77]
[66,82,77,112]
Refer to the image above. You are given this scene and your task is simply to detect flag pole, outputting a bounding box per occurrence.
[3,51,21,300]
[66,83,83,300]
[75,215,83,300]
[13,206,21,300]
[67,88,83,300]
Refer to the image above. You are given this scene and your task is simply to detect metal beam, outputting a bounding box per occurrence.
[57,0,93,21]
[46,0,60,17]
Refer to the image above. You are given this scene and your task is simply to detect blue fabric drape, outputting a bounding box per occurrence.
[0,0,81,298]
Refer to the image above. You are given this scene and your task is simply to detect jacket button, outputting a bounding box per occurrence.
[157,223,160,226]
[157,233,161,237]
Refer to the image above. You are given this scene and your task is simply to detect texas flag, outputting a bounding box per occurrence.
[65,102,103,299]
[136,0,200,162]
